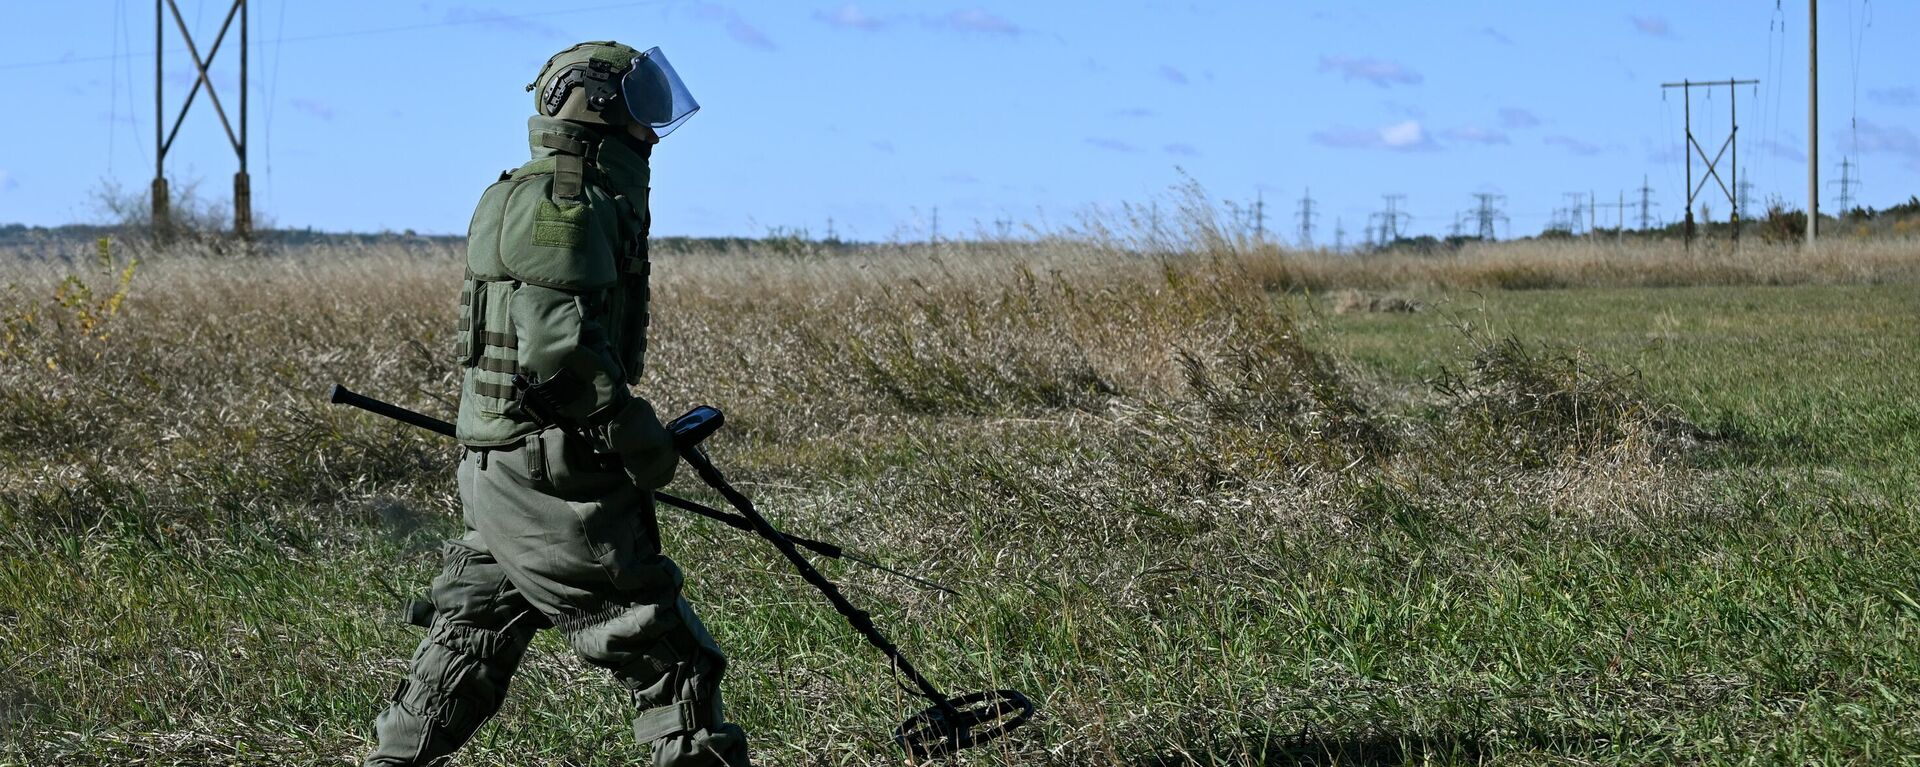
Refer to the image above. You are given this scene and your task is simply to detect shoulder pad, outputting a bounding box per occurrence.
[496,175,620,291]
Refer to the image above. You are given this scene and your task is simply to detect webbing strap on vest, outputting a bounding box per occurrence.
[632,699,698,744]
[473,381,519,401]
[477,356,519,374]
[481,331,518,350]
[553,154,586,200]
[538,133,592,157]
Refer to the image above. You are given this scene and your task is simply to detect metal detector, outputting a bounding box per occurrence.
[665,405,1035,757]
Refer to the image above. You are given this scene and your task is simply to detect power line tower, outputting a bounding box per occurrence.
[1250,190,1267,241]
[1471,193,1507,240]
[1736,179,1758,222]
[1295,188,1318,248]
[1562,192,1589,236]
[930,206,940,244]
[1636,175,1660,231]
[1377,194,1409,242]
[1830,157,1858,214]
[153,0,254,239]
[1333,217,1346,252]
[1661,77,1760,249]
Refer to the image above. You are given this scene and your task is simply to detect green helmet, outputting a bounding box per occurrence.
[528,41,645,126]
[528,41,703,136]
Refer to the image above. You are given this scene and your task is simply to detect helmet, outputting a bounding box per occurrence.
[530,41,643,126]
[529,41,701,136]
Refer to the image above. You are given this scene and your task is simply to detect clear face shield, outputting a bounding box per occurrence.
[620,47,700,137]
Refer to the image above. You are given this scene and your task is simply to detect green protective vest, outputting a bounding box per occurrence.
[454,116,653,447]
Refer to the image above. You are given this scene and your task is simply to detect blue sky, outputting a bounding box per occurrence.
[2,1,1915,240]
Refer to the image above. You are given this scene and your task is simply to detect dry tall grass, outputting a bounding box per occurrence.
[0,232,1907,764]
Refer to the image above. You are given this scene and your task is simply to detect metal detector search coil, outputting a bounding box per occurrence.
[895,689,1036,758]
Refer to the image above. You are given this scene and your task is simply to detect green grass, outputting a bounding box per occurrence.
[3,246,1919,765]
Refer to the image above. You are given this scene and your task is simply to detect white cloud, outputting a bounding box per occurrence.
[1311,120,1436,151]
[1544,135,1607,156]
[1629,15,1672,38]
[1442,125,1510,145]
[1379,120,1429,149]
[816,3,886,30]
[1499,107,1541,130]
[942,8,1020,36]
[695,4,777,51]
[1317,55,1422,88]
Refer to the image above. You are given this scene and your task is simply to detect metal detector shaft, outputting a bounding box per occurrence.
[677,446,955,709]
[325,384,854,566]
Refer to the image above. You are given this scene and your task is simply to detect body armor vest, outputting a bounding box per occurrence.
[454,118,652,447]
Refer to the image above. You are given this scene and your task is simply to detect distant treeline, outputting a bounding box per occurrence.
[0,223,870,255]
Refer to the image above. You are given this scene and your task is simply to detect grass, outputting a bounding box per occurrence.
[1,235,1918,765]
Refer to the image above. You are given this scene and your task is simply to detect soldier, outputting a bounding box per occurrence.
[364,41,748,767]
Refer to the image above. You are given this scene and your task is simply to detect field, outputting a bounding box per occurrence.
[1,236,1917,766]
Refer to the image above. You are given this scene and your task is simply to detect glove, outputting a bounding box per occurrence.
[602,396,678,490]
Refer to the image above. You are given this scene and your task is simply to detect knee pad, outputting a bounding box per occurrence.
[643,721,749,767]
[391,620,532,730]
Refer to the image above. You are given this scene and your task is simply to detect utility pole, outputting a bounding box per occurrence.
[1637,175,1659,231]
[1808,0,1819,246]
[930,206,940,244]
[154,0,251,239]
[1471,193,1506,240]
[1661,77,1759,249]
[1596,193,1629,241]
[1295,188,1318,248]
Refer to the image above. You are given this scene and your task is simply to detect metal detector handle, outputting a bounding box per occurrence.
[326,385,849,560]
[675,441,956,707]
[330,384,456,438]
[676,436,1035,756]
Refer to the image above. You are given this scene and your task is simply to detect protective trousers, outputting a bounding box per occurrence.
[365,428,749,767]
